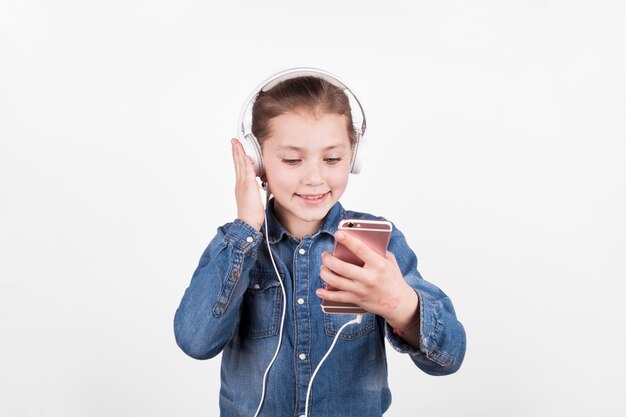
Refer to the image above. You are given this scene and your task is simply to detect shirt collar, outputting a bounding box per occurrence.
[263,198,346,244]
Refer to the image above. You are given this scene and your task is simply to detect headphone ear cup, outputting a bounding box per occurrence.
[239,133,264,177]
[350,131,364,174]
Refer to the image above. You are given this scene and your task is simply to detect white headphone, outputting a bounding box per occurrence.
[235,67,368,178]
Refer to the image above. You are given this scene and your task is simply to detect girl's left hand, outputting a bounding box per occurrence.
[317,230,419,328]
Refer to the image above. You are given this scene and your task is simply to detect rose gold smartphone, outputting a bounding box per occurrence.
[321,219,393,314]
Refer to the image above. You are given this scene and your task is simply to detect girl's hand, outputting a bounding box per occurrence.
[231,138,265,231]
[317,230,419,329]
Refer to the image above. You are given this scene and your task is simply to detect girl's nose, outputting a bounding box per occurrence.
[303,162,324,186]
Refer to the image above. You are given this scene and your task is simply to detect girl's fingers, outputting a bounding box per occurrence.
[232,139,250,184]
[231,139,242,179]
[333,231,381,267]
[316,287,358,305]
[233,139,258,184]
[320,265,359,295]
[321,251,365,282]
[244,155,256,180]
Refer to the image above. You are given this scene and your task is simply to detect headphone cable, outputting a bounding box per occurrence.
[303,314,363,417]
[252,185,363,417]
[253,188,287,417]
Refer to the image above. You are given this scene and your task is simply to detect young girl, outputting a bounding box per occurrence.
[174,69,466,417]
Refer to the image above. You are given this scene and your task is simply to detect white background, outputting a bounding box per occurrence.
[1,1,625,416]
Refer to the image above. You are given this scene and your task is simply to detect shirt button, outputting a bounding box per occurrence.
[297,298,304,305]
[298,248,306,255]
[253,284,260,290]
[299,353,306,360]
[246,236,253,243]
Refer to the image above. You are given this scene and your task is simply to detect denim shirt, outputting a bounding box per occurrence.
[174,200,466,417]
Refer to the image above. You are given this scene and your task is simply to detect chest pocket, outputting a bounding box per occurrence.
[324,312,377,340]
[241,271,284,339]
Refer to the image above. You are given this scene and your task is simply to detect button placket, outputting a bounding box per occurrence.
[294,240,312,412]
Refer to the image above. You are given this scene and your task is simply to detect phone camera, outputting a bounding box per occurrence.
[347,222,354,228]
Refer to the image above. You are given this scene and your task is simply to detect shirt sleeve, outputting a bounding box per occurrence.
[384,224,467,376]
[173,219,263,360]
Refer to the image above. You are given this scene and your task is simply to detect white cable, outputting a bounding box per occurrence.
[303,314,363,417]
[251,187,362,417]
[253,191,287,417]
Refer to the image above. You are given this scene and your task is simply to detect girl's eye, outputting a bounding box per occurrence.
[282,159,301,165]
[324,158,342,164]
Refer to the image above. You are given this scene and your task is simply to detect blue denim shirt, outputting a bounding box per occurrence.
[174,200,466,417]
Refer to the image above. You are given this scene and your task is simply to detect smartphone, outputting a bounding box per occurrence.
[321,218,393,314]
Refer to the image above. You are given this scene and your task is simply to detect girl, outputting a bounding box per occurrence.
[174,69,466,417]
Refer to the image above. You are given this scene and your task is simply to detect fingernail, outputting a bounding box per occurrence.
[335,231,344,240]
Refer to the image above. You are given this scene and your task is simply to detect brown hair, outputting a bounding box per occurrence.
[251,76,356,148]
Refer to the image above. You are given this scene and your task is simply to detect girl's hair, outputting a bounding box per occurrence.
[251,76,356,148]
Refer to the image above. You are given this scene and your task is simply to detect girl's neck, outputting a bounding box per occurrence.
[272,205,323,240]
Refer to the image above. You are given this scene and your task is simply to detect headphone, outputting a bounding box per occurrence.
[235,67,368,178]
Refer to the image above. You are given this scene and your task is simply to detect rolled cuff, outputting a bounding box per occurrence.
[224,219,263,255]
[385,290,457,367]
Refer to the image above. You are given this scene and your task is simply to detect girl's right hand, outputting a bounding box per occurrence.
[231,138,265,231]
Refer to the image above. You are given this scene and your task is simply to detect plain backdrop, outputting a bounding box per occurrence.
[1,1,625,416]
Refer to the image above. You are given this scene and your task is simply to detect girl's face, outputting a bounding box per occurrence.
[261,110,352,239]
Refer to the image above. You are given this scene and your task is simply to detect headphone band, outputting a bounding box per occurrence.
[261,69,348,91]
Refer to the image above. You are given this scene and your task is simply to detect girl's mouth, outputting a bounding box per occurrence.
[296,192,329,205]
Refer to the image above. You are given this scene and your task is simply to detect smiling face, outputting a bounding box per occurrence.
[261,110,352,239]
